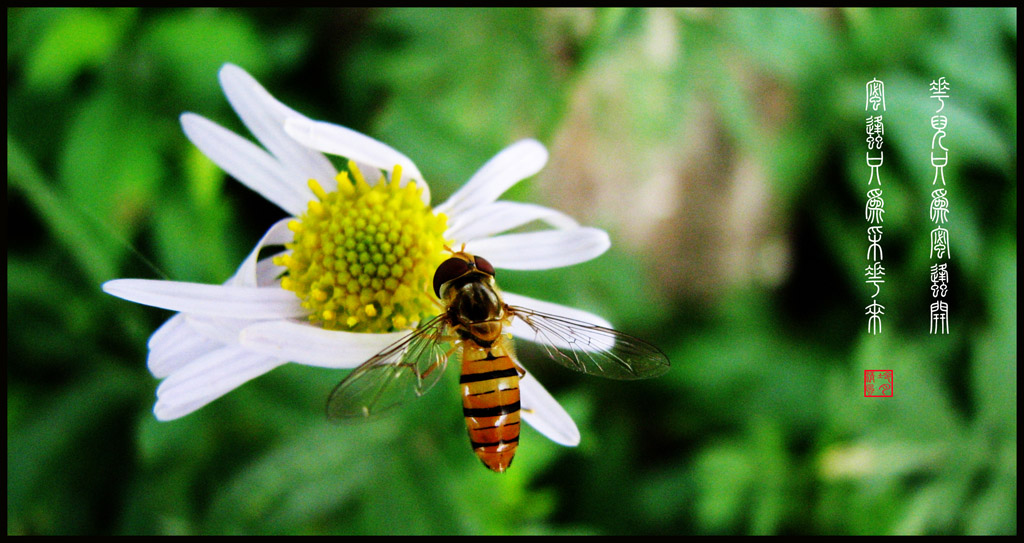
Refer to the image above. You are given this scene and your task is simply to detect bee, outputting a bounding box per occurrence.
[326,248,669,472]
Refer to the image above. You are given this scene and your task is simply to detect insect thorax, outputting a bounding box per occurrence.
[444,276,504,343]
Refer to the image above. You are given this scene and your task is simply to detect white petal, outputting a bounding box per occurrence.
[219,64,338,188]
[148,314,222,378]
[255,253,287,288]
[445,201,579,242]
[102,279,306,319]
[283,116,430,205]
[227,218,294,288]
[181,113,314,216]
[463,228,610,270]
[435,139,548,218]
[238,320,406,368]
[180,314,252,346]
[148,312,190,358]
[519,371,580,446]
[144,219,294,377]
[154,346,285,421]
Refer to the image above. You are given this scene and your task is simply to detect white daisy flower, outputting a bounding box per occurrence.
[103,64,612,448]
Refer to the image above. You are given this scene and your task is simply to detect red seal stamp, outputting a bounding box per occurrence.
[864,370,893,397]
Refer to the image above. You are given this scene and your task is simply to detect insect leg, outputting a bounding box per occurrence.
[513,359,526,378]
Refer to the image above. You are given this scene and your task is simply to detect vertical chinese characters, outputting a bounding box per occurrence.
[864,79,886,334]
[928,77,951,334]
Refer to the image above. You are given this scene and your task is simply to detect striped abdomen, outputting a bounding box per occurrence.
[460,340,520,473]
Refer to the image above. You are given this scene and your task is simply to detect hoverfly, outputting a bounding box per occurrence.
[326,248,669,472]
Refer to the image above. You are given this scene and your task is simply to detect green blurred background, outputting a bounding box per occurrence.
[7,8,1016,535]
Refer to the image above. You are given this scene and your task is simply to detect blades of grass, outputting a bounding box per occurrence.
[8,135,121,285]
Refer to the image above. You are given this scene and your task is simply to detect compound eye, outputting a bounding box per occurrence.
[474,255,495,277]
[433,257,472,297]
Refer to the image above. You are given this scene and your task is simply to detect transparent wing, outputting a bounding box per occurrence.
[326,314,457,421]
[507,306,669,380]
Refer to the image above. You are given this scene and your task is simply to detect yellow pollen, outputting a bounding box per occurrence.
[278,162,449,333]
[309,178,329,201]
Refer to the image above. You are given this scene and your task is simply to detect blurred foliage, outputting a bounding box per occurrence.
[7,7,1016,535]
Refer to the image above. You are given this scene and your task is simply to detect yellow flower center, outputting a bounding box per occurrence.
[275,161,448,332]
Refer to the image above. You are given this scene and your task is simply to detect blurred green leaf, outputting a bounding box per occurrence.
[152,180,238,283]
[972,235,1016,427]
[346,8,564,201]
[21,8,136,92]
[8,135,119,284]
[141,9,270,105]
[722,8,840,86]
[693,441,753,532]
[59,87,163,261]
[7,367,140,534]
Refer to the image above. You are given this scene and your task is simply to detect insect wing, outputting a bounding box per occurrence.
[326,314,455,421]
[508,306,669,380]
